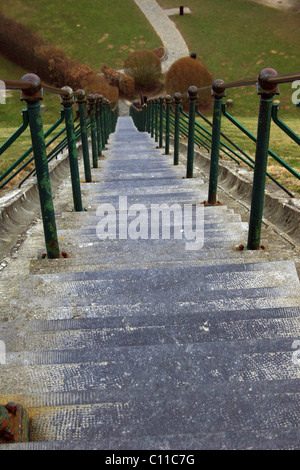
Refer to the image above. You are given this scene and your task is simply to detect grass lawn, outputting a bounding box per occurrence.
[0,0,162,71]
[195,113,300,195]
[0,55,69,189]
[0,0,299,195]
[0,55,64,128]
[158,0,300,194]
[158,0,300,118]
[0,0,162,186]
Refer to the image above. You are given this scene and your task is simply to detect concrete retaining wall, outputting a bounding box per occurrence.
[0,148,72,260]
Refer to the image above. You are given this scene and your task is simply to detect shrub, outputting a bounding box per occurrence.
[124,50,162,90]
[152,47,165,59]
[102,65,135,97]
[85,74,119,105]
[165,57,213,110]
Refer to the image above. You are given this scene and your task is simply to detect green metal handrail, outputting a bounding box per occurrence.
[18,121,82,188]
[222,103,300,181]
[272,101,300,146]
[0,109,28,158]
[0,73,117,258]
[131,67,300,251]
[0,110,66,189]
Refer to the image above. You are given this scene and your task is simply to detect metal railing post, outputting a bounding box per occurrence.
[154,98,159,143]
[142,104,147,132]
[76,89,92,183]
[95,94,103,157]
[61,86,83,212]
[108,103,112,135]
[106,99,110,141]
[173,92,182,165]
[146,101,151,133]
[150,100,154,138]
[165,95,172,155]
[99,95,106,151]
[103,99,108,145]
[247,68,280,250]
[186,86,198,178]
[207,79,226,204]
[87,94,98,169]
[20,74,60,258]
[159,96,164,148]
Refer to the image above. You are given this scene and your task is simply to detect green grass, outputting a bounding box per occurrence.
[158,0,300,194]
[0,0,162,71]
[195,114,300,194]
[0,55,69,187]
[0,55,65,128]
[0,0,299,195]
[158,0,300,117]
[0,0,161,185]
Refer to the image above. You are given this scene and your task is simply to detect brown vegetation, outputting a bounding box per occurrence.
[0,13,118,104]
[124,50,162,91]
[165,57,213,111]
[102,65,135,97]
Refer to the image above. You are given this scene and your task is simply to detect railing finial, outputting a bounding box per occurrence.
[257,67,280,95]
[20,73,42,101]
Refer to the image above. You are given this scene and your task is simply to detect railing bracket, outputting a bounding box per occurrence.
[0,402,30,444]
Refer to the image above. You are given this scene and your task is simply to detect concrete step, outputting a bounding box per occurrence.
[80,179,206,195]
[6,290,300,322]
[27,232,249,258]
[0,381,299,443]
[83,193,208,206]
[3,309,300,354]
[0,115,299,450]
[89,172,188,182]
[27,248,265,275]
[58,218,245,232]
[18,261,299,302]
[3,427,300,449]
[59,204,239,220]
[55,225,248,242]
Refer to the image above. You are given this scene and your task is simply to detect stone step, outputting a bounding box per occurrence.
[3,427,300,449]
[91,168,186,179]
[18,261,299,301]
[88,172,187,181]
[0,382,299,443]
[35,237,248,259]
[1,340,300,401]
[59,205,239,221]
[55,225,248,243]
[0,115,299,450]
[3,310,300,353]
[1,304,299,334]
[84,193,207,205]
[80,180,205,195]
[58,219,245,232]
[28,248,263,275]
[6,292,300,322]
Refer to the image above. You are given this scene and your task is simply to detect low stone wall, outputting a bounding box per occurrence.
[0,147,73,260]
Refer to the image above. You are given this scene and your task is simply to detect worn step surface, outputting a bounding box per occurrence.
[1,115,300,450]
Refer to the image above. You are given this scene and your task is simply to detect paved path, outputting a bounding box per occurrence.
[252,0,300,10]
[133,0,189,72]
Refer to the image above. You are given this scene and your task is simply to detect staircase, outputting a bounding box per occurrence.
[1,116,300,449]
